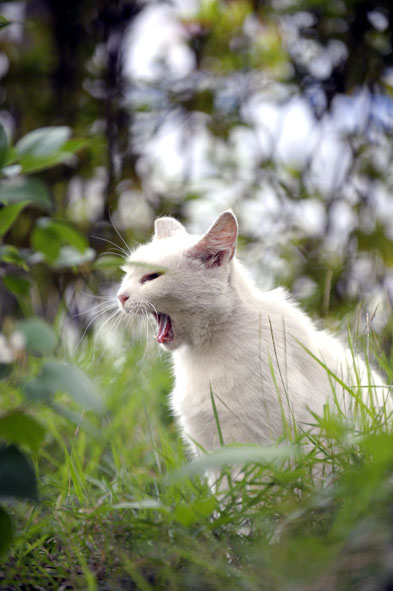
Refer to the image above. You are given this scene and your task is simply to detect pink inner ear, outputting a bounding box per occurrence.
[187,212,238,267]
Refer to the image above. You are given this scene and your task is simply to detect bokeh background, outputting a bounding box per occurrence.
[1,0,393,352]
[1,2,393,587]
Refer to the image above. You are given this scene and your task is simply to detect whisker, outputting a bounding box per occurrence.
[79,291,114,300]
[76,305,118,349]
[74,301,118,318]
[92,308,122,355]
[108,208,133,257]
[96,251,125,260]
[90,235,130,259]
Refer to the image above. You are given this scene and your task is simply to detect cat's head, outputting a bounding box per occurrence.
[117,210,238,350]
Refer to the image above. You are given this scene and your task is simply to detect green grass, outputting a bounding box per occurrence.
[1,328,393,591]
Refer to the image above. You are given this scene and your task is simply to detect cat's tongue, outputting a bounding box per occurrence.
[156,313,174,344]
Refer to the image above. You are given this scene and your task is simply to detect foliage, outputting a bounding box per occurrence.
[0,336,392,590]
[0,0,392,587]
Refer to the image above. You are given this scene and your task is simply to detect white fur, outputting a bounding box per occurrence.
[118,211,389,458]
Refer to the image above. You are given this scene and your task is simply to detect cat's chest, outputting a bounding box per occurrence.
[170,348,249,416]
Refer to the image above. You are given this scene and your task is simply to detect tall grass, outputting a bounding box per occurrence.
[1,323,393,591]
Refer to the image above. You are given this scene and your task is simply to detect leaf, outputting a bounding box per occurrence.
[175,443,297,479]
[0,178,52,211]
[45,219,88,252]
[31,225,61,263]
[0,201,30,237]
[18,151,76,175]
[0,16,12,31]
[24,360,103,412]
[0,411,45,453]
[93,255,124,269]
[14,127,86,174]
[3,274,30,297]
[31,218,90,264]
[0,123,8,169]
[17,317,57,355]
[0,444,38,501]
[15,126,71,158]
[113,500,167,511]
[0,245,29,269]
[0,507,13,557]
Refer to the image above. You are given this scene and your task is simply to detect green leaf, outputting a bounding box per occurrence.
[31,225,61,263]
[14,126,80,174]
[93,255,124,269]
[42,219,88,252]
[3,274,30,297]
[24,360,103,412]
[15,126,71,158]
[18,151,75,175]
[175,443,298,478]
[0,245,29,269]
[0,201,30,237]
[31,218,89,264]
[16,138,89,174]
[0,444,38,501]
[0,123,8,169]
[0,411,45,453]
[0,16,11,30]
[0,507,13,557]
[0,178,52,211]
[17,317,57,355]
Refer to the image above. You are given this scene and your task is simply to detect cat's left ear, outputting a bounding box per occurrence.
[187,210,238,267]
[154,217,186,240]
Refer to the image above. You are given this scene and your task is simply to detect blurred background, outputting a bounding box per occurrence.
[1,0,393,351]
[1,2,393,586]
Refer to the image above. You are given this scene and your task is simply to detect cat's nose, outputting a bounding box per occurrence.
[118,293,129,306]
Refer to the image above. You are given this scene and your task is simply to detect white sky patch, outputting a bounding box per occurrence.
[124,4,194,82]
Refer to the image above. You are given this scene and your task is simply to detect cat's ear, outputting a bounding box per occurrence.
[187,210,238,267]
[154,217,186,240]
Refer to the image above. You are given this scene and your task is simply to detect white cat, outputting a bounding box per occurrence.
[117,210,389,458]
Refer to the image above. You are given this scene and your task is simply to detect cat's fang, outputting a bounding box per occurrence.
[156,313,174,344]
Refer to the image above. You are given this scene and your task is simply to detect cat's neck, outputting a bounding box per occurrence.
[174,258,260,353]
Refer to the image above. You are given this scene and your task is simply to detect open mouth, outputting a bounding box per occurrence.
[153,312,174,344]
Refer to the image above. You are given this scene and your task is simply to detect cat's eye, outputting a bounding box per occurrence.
[140,272,163,284]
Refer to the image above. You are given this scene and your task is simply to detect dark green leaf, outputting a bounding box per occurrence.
[0,364,12,380]
[24,360,103,412]
[0,123,8,169]
[0,201,30,237]
[0,411,45,453]
[0,178,52,211]
[3,274,30,297]
[17,317,57,355]
[0,507,13,557]
[0,444,38,501]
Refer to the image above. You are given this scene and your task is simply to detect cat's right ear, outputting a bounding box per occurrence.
[187,210,238,268]
[154,217,186,240]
